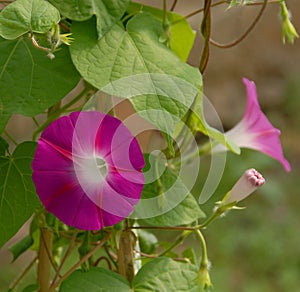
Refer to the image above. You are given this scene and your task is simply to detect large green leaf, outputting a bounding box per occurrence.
[49,0,129,38]
[59,267,130,292]
[0,37,80,134]
[133,154,205,226]
[71,13,201,94]
[127,2,196,62]
[59,259,201,292]
[70,13,201,144]
[0,142,40,248]
[0,0,60,40]
[133,257,201,291]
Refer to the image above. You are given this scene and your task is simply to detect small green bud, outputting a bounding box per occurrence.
[198,262,213,291]
[47,22,74,58]
[280,0,299,44]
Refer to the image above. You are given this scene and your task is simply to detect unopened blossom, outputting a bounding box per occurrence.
[222,168,265,204]
[32,111,145,230]
[214,78,291,172]
[280,0,299,44]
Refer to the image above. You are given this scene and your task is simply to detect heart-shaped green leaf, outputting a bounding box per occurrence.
[0,0,60,40]
[70,13,202,151]
[59,258,201,292]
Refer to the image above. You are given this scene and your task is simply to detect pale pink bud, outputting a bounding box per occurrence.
[224,168,265,204]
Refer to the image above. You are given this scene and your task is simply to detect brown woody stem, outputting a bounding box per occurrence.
[38,227,53,292]
[210,0,268,48]
[199,0,212,73]
[117,220,135,283]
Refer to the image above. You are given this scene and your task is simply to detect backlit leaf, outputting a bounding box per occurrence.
[127,2,196,62]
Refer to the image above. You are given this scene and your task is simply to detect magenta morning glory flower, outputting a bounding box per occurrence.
[215,78,291,172]
[32,111,145,230]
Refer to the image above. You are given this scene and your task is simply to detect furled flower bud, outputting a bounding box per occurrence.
[223,168,265,205]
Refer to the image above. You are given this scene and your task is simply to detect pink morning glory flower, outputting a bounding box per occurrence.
[223,168,266,205]
[215,78,291,172]
[32,111,145,230]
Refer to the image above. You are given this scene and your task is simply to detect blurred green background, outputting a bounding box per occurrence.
[1,0,299,291]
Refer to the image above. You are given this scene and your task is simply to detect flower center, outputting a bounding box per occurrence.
[95,156,107,178]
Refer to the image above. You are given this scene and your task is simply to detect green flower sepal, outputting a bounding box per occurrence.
[47,22,74,59]
[280,0,299,44]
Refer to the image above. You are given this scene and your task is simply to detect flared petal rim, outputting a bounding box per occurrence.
[229,78,291,172]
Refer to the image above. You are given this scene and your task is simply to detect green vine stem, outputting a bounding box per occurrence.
[130,225,197,231]
[196,230,209,267]
[32,116,40,127]
[159,230,193,256]
[3,130,18,146]
[198,211,222,229]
